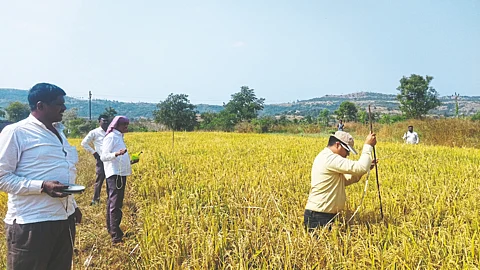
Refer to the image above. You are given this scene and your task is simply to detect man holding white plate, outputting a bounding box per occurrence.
[0,83,83,270]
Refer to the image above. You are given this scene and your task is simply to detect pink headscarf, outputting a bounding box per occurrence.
[105,116,129,136]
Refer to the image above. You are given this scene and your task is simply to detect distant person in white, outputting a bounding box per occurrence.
[337,119,345,131]
[403,125,419,144]
[81,115,110,205]
[0,83,82,269]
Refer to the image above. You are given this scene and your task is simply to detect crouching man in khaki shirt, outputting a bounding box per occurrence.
[304,131,377,230]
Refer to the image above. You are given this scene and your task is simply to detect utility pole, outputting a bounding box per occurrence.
[89,91,92,120]
[454,92,460,118]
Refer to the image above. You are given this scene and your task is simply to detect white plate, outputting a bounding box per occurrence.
[62,184,85,194]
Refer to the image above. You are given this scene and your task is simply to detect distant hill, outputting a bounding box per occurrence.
[0,88,157,119]
[262,92,480,117]
[1,89,479,119]
[0,89,224,119]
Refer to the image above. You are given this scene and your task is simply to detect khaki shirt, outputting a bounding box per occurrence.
[305,144,373,214]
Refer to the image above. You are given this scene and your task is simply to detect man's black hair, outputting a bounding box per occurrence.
[98,114,109,121]
[327,135,339,147]
[327,135,349,149]
[28,83,66,111]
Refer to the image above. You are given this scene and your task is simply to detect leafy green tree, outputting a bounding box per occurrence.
[334,101,358,122]
[396,74,441,119]
[5,102,30,122]
[128,121,149,132]
[199,112,235,131]
[378,114,406,124]
[62,108,80,122]
[0,107,5,119]
[102,106,117,119]
[198,112,217,130]
[62,108,96,137]
[303,115,313,124]
[153,93,197,131]
[65,118,94,137]
[211,111,237,131]
[471,111,480,121]
[318,109,330,126]
[357,109,378,125]
[277,115,288,125]
[251,116,276,133]
[358,110,367,124]
[224,86,265,123]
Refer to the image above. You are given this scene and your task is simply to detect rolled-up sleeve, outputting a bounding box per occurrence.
[81,131,96,154]
[0,127,43,195]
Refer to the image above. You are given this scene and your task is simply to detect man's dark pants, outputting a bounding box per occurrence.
[92,157,106,203]
[304,210,337,231]
[106,175,127,243]
[6,215,76,270]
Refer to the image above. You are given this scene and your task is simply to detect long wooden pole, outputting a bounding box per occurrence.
[368,105,384,220]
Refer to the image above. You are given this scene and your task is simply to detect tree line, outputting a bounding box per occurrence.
[1,74,480,135]
[152,74,475,132]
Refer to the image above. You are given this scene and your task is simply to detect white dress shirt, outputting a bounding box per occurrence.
[0,115,78,225]
[81,127,106,154]
[403,131,419,144]
[101,129,132,178]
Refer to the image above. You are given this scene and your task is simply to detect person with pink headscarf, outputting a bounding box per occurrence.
[100,116,137,244]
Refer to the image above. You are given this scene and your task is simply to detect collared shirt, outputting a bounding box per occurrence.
[81,127,106,154]
[0,115,78,225]
[305,144,373,214]
[403,131,419,144]
[101,129,132,178]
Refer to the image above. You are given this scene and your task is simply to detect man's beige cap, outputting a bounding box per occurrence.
[331,131,358,154]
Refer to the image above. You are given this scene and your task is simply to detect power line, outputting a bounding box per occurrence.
[88,91,92,120]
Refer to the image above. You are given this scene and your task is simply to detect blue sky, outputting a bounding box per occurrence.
[0,0,478,104]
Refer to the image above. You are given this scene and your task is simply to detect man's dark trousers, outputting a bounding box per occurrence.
[92,157,106,203]
[6,215,76,270]
[304,209,337,231]
[106,175,127,243]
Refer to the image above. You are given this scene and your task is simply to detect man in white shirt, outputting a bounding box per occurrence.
[304,131,376,230]
[403,126,420,144]
[81,115,110,205]
[403,125,419,144]
[101,116,137,244]
[337,119,344,131]
[0,83,82,269]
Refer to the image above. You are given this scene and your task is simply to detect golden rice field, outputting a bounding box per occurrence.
[0,131,479,269]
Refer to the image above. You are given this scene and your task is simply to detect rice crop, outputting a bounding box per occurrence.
[0,131,479,269]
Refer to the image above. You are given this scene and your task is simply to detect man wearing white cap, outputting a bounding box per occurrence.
[304,131,377,230]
